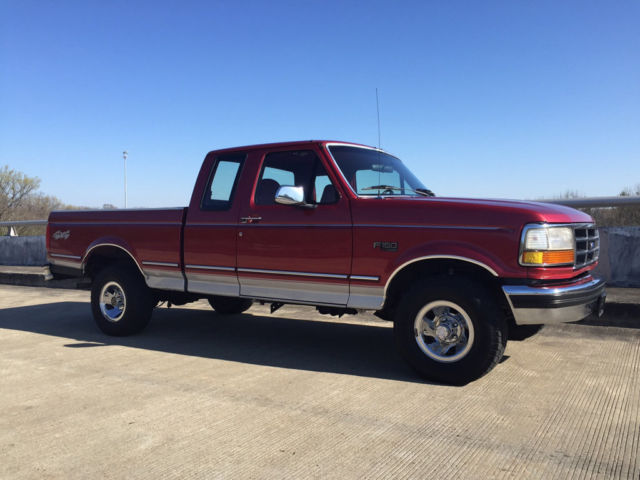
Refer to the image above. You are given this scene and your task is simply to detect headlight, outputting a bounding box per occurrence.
[520,225,575,266]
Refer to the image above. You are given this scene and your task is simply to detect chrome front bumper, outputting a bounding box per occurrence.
[502,278,606,325]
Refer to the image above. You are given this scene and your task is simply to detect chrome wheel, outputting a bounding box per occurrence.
[414,300,474,363]
[99,281,127,322]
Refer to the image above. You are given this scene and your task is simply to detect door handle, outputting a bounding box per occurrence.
[240,216,262,224]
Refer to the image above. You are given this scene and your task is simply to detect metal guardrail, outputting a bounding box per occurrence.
[0,220,48,227]
[1,220,47,236]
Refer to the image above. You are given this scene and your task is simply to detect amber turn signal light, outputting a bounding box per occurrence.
[521,250,574,265]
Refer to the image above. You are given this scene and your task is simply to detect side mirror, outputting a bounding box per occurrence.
[275,186,316,209]
[275,186,305,206]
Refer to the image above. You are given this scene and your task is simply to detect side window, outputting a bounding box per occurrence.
[255,150,339,206]
[201,153,245,210]
[263,166,295,186]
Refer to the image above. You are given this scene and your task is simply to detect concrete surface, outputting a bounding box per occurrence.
[0,236,46,266]
[1,284,639,479]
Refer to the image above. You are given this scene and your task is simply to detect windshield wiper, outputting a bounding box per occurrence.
[361,185,435,197]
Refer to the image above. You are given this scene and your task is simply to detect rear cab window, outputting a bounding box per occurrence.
[201,153,245,210]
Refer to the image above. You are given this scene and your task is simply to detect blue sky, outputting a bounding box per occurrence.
[1,1,638,208]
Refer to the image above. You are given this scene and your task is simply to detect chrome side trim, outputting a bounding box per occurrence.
[238,224,350,228]
[48,257,83,270]
[187,223,351,228]
[383,255,499,300]
[347,284,385,309]
[355,224,505,231]
[50,253,82,260]
[145,268,185,291]
[185,223,237,227]
[350,275,380,282]
[187,272,240,297]
[185,264,235,272]
[238,267,348,280]
[240,277,349,305]
[49,221,183,226]
[142,261,179,268]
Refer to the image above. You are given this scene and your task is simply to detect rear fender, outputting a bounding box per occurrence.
[82,237,144,278]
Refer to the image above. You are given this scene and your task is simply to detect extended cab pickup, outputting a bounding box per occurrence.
[47,141,606,384]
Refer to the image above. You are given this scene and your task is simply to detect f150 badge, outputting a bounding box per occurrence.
[53,230,70,240]
[373,241,398,252]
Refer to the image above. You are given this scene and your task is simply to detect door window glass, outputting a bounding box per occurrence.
[255,150,338,205]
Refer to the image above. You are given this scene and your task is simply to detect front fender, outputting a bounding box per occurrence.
[383,240,505,285]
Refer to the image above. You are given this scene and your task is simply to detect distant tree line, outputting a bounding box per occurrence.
[0,165,92,236]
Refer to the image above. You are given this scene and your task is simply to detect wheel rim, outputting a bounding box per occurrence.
[414,300,475,363]
[99,281,127,322]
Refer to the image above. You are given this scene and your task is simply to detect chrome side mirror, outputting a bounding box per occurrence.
[275,185,305,206]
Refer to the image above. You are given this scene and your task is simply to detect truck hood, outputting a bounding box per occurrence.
[359,196,594,228]
[432,197,592,222]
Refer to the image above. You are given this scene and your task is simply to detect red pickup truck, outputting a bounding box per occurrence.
[47,140,605,384]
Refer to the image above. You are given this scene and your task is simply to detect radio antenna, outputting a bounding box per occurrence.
[375,88,381,150]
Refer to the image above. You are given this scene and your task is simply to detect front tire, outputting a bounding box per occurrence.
[394,276,507,385]
[91,266,154,336]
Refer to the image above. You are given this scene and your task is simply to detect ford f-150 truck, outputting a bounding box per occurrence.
[47,140,606,384]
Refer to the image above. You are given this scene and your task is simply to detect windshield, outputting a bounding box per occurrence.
[328,145,430,196]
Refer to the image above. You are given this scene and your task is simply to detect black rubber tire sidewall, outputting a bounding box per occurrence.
[90,266,154,336]
[394,276,506,385]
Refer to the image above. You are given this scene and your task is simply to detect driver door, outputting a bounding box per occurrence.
[236,147,352,305]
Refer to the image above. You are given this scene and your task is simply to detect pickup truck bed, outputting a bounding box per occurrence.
[49,208,186,291]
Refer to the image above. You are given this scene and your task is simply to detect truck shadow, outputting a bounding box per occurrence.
[0,302,435,384]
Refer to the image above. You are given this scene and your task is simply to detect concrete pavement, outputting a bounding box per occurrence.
[1,284,639,479]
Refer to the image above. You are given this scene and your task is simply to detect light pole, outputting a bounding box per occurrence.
[123,150,128,208]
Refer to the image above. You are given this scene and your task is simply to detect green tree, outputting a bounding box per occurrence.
[0,165,41,221]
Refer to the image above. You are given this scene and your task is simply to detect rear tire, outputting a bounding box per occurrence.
[91,266,154,336]
[394,276,507,385]
[208,296,253,315]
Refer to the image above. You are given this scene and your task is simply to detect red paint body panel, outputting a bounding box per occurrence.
[48,209,184,267]
[47,140,599,305]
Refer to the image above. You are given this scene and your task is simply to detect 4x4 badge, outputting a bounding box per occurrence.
[53,230,70,240]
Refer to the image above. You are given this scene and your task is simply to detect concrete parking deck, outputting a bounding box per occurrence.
[1,284,639,479]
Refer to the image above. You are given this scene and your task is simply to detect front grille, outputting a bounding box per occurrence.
[574,224,599,269]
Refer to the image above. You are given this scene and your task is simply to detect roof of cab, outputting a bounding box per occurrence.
[206,140,381,156]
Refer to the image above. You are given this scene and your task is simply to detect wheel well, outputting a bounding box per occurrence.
[380,259,510,321]
[84,246,143,281]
